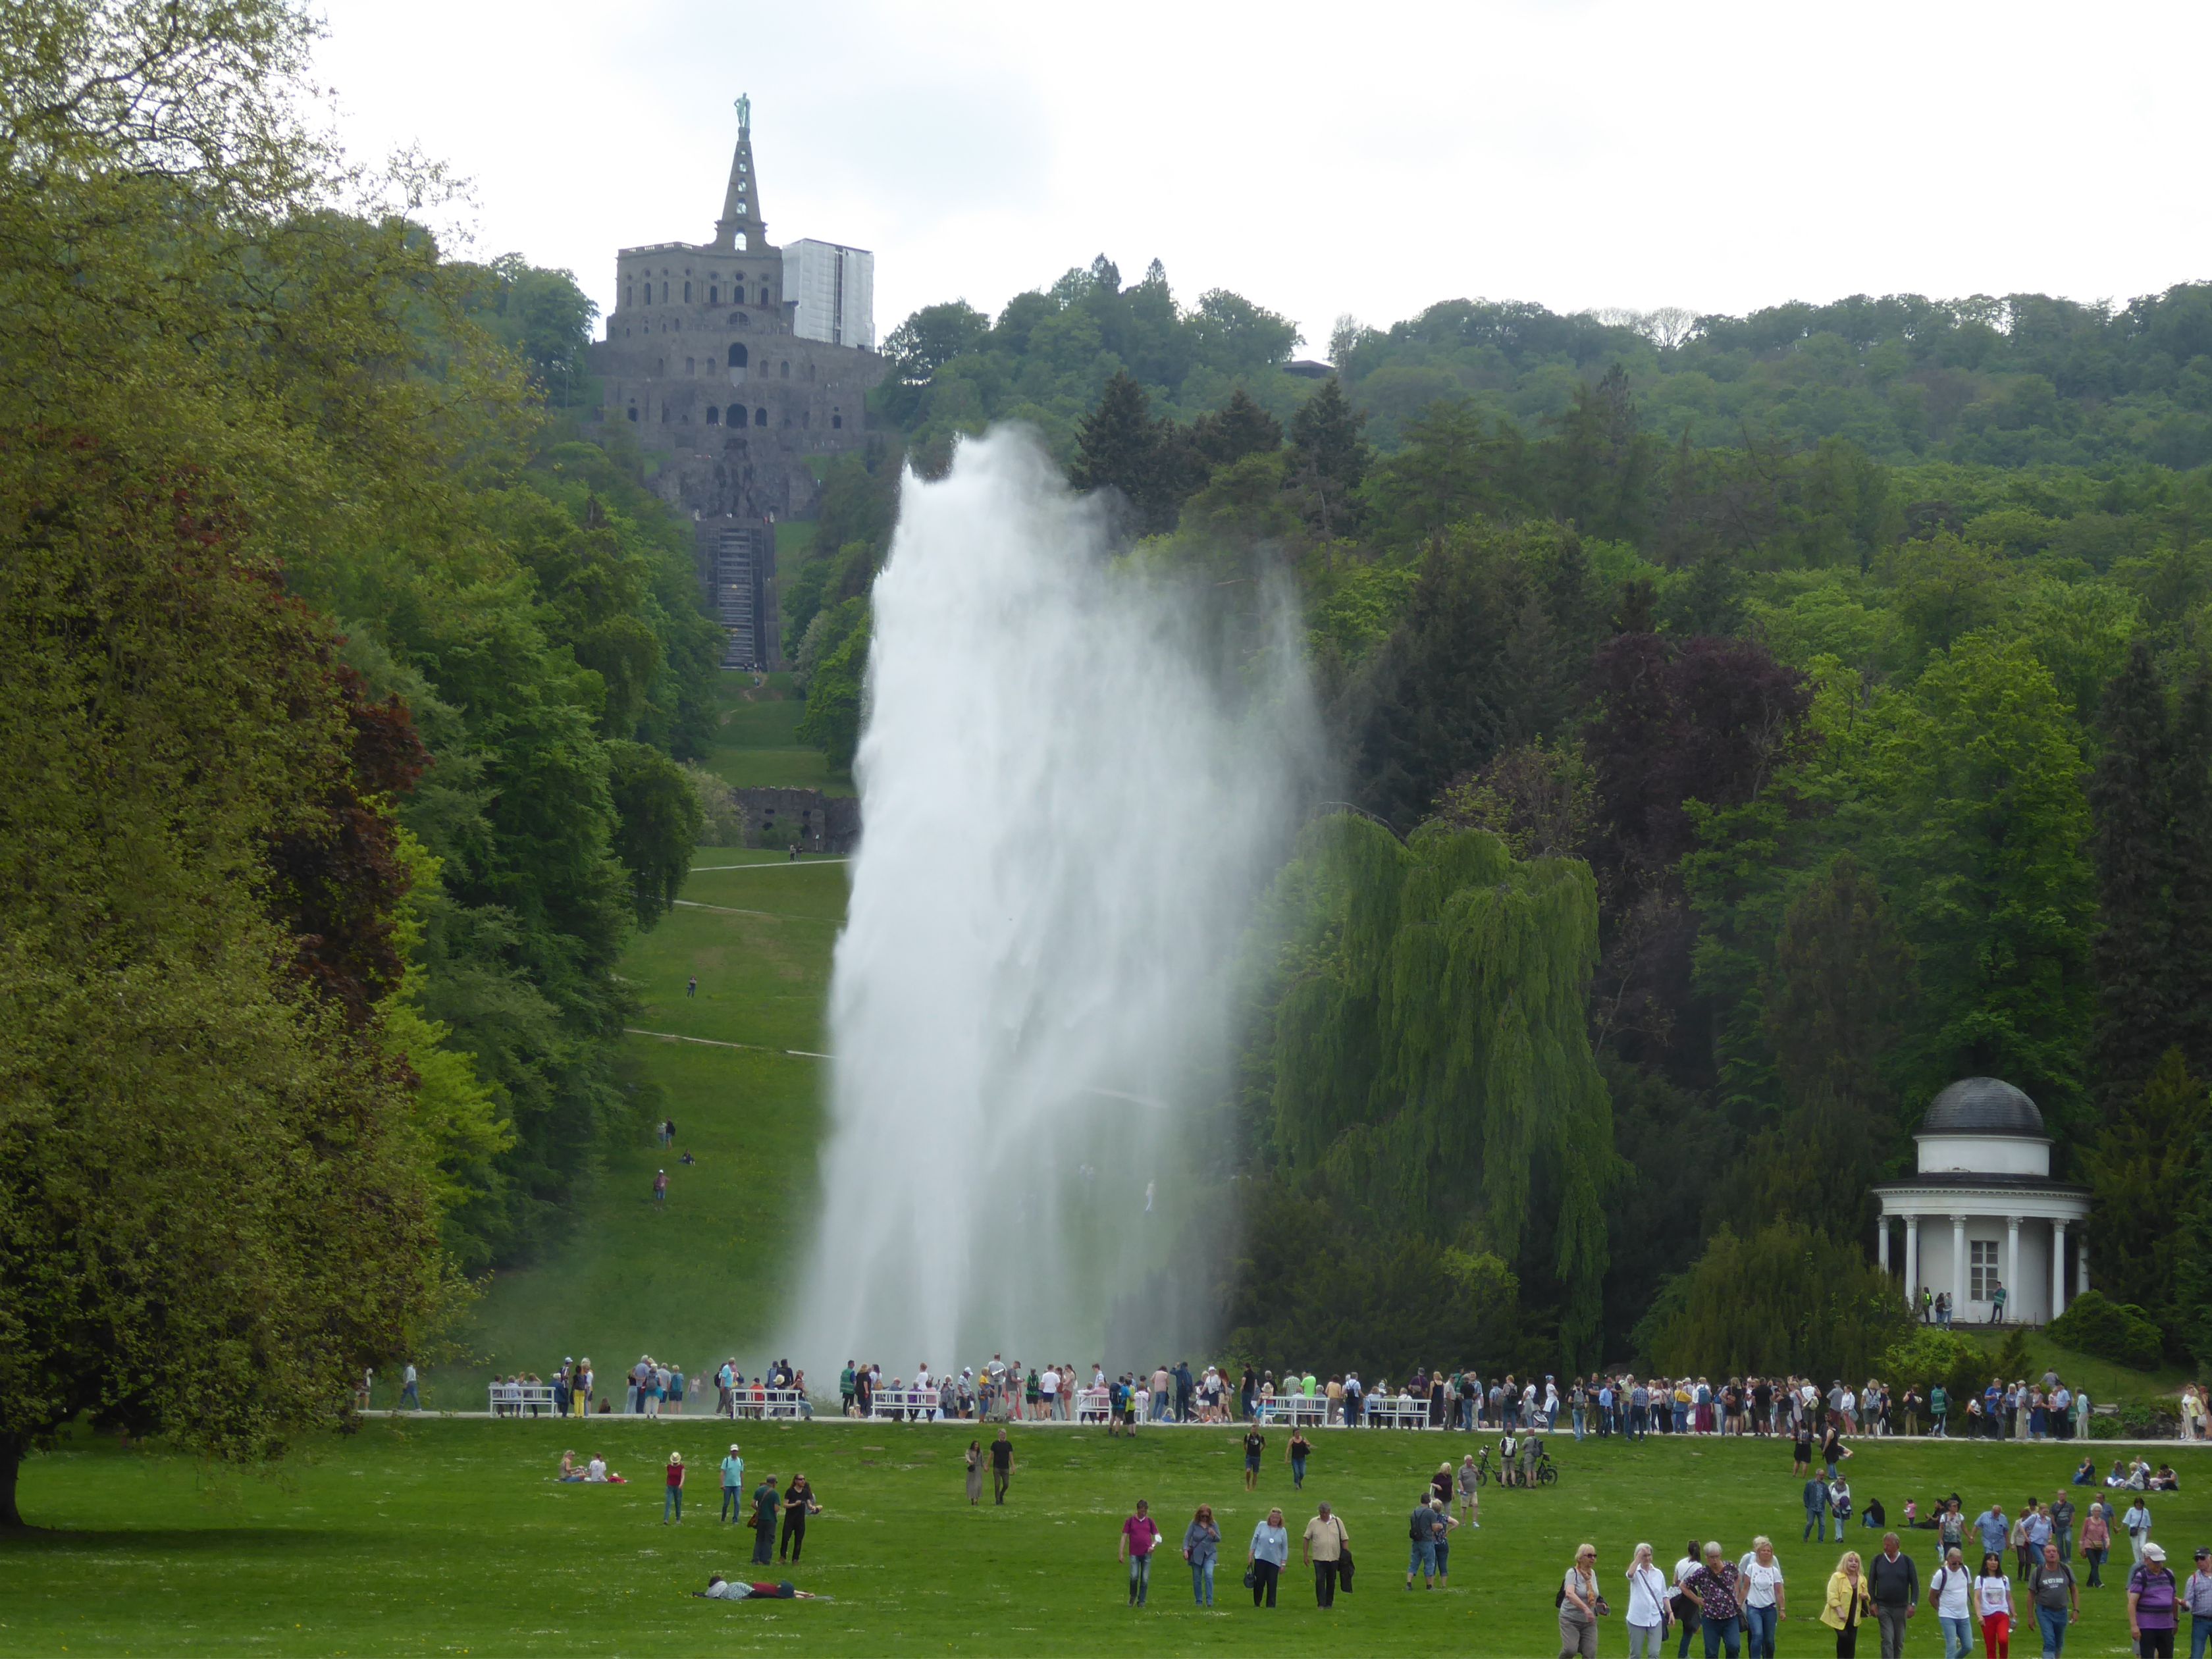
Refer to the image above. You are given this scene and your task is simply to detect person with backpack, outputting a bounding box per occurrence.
[2131,1543,2180,1659]
[1932,1544,1976,1659]
[2029,1541,2078,1657]
[1408,1494,1444,1591]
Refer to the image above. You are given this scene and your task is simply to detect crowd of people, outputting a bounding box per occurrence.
[494,1356,812,1419]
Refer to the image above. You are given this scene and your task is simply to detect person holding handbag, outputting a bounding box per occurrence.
[1559,1542,1605,1659]
[1824,1550,1874,1657]
[1675,1540,1708,1659]
[1627,1542,1673,1659]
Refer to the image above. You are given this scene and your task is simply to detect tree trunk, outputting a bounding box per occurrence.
[0,1436,24,1529]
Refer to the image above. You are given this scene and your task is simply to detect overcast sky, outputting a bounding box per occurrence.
[313,0,2210,354]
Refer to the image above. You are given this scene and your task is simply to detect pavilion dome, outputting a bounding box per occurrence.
[1919,1076,2045,1138]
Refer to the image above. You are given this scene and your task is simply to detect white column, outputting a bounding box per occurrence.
[1905,1216,1920,1311]
[1878,1212,1891,1273]
[2079,1238,2090,1296]
[1953,1215,1968,1317]
[2006,1217,2021,1323]
[2052,1220,2068,1321]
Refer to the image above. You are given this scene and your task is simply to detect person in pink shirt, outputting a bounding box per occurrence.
[1120,1499,1161,1606]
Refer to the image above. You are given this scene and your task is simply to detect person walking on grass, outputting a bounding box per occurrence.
[1686,1540,1747,1659]
[1739,1536,1787,1659]
[2080,1504,2111,1590]
[1243,1425,1265,1492]
[653,1168,668,1207]
[1408,1490,1444,1591]
[964,1439,982,1506]
[1120,1498,1160,1607]
[661,1452,685,1524]
[1302,1500,1348,1608]
[1627,1542,1673,1659]
[2132,1543,2180,1659]
[1288,1428,1311,1490]
[990,1427,1013,1505]
[1559,1541,1605,1658]
[1976,1550,2014,1659]
[1932,1545,1975,1659]
[1826,1550,1874,1658]
[1249,1508,1289,1607]
[2030,1540,2078,1658]
[719,1443,744,1523]
[1183,1504,1220,1607]
[749,1473,779,1567]
[2182,1550,2212,1659]
[1809,1473,1835,1542]
[1460,1452,1482,1527]
[1870,1532,1920,1659]
[2126,1498,2155,1567]
[777,1474,820,1564]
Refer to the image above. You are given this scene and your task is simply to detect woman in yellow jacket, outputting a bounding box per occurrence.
[1822,1550,1874,1657]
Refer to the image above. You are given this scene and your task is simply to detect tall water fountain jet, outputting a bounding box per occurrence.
[785,429,1309,1374]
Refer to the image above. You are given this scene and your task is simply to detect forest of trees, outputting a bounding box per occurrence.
[0,0,714,1521]
[847,256,2212,1382]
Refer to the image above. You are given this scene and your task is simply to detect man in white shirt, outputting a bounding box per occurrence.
[400,1362,419,1411]
[1039,1365,1060,1420]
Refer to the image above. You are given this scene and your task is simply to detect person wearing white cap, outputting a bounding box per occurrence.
[2131,1542,2178,1657]
[720,1444,745,1523]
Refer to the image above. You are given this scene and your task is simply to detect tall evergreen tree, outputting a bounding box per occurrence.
[1190,388,1282,470]
[1288,375,1369,537]
[2171,669,2212,1077]
[2078,1048,2208,1337]
[2090,641,2175,1105]
[1069,370,1189,533]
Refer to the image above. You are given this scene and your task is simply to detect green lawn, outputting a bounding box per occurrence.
[434,846,847,1409]
[707,671,854,797]
[9,1421,2200,1655]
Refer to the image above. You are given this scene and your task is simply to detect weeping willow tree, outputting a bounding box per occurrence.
[1260,814,1618,1369]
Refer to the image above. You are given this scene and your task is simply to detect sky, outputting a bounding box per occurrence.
[311,0,2211,356]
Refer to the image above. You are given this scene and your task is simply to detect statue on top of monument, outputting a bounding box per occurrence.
[734,93,750,134]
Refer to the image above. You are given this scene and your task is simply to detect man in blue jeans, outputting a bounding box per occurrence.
[1803,1474,1830,1542]
[2030,1541,2079,1656]
[2184,1547,2212,1659]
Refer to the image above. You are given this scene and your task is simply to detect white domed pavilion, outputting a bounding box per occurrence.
[1872,1078,2090,1325]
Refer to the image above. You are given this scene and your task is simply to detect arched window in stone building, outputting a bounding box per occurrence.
[727,344,748,368]
[706,406,720,425]
[831,411,842,429]
[683,281,691,302]
[779,361,790,379]
[754,407,767,427]
[733,233,748,251]
[624,284,633,309]
[660,282,668,303]
[727,404,744,426]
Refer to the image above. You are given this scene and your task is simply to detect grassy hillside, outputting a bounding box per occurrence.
[1953,1326,2192,1406]
[13,1418,2199,1656]
[437,846,845,1406]
[707,672,854,796]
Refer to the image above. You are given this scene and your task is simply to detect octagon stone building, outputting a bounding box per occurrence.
[1872,1077,2090,1325]
[588,95,882,670]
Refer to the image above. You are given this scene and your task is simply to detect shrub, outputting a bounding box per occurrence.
[2090,1396,2178,1439]
[1880,1326,1987,1409]
[2048,1291,2165,1371]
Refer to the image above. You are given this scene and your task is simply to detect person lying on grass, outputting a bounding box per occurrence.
[694,1574,827,1600]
